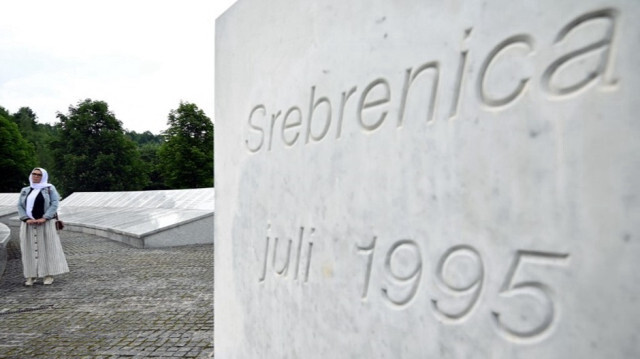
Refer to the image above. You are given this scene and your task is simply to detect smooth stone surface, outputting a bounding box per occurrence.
[56,188,215,248]
[215,0,640,358]
[0,193,19,224]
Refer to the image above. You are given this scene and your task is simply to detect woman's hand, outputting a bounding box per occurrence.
[26,218,47,225]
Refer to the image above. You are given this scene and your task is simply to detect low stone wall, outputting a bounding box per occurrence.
[0,223,10,280]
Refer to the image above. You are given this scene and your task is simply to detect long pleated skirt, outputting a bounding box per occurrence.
[20,220,70,278]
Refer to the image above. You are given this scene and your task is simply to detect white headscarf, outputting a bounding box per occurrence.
[29,167,53,189]
[26,168,52,219]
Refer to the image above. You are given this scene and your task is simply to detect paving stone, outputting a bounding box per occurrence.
[0,231,213,358]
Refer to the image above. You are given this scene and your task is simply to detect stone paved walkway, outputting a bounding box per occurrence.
[0,231,213,358]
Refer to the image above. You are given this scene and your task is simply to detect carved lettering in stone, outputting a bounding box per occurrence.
[244,8,620,153]
[355,236,570,343]
[258,225,315,283]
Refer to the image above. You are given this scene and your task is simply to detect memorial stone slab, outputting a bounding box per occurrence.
[0,193,19,224]
[57,189,215,248]
[214,0,640,357]
[0,223,9,280]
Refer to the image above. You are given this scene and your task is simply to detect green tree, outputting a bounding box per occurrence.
[126,130,163,146]
[158,102,213,189]
[126,130,166,190]
[12,107,56,170]
[0,106,10,120]
[51,99,147,195]
[139,142,167,190]
[12,107,37,135]
[0,114,36,191]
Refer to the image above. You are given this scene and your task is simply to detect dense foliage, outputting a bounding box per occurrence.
[158,102,214,189]
[51,99,148,195]
[0,110,36,191]
[12,107,56,170]
[128,131,167,190]
[0,99,214,196]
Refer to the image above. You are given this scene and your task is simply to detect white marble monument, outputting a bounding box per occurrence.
[214,0,640,357]
[0,193,19,224]
[55,189,214,248]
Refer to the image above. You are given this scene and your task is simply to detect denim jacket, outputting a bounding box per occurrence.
[17,185,60,221]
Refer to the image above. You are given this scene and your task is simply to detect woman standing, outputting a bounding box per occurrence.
[17,167,69,286]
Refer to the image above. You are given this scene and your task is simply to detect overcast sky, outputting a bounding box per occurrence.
[0,0,237,134]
